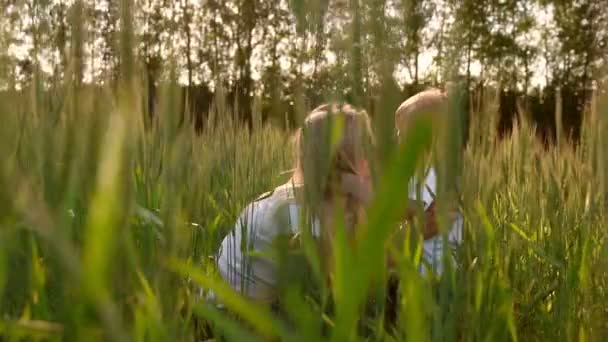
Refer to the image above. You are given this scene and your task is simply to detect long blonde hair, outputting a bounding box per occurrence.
[291,103,374,233]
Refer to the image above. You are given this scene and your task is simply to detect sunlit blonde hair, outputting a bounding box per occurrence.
[291,103,374,232]
[395,88,448,136]
[394,88,452,165]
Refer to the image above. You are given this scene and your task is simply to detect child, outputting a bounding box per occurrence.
[394,88,464,276]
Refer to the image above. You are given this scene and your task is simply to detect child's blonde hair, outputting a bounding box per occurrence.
[395,88,448,137]
[395,88,452,166]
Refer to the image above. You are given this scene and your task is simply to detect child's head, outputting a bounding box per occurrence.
[395,87,466,165]
[395,87,466,199]
[292,103,374,228]
[395,88,448,144]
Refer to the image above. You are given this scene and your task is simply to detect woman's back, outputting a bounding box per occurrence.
[217,183,319,302]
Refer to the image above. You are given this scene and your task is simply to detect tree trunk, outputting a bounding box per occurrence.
[234,0,256,126]
[71,0,84,88]
[466,32,472,92]
[183,0,193,89]
[414,45,419,87]
[350,0,364,106]
[434,14,445,86]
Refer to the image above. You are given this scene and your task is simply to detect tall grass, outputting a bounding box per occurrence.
[0,79,291,340]
[2,5,608,342]
[2,73,608,341]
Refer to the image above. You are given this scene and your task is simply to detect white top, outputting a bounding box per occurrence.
[217,169,464,301]
[217,183,319,302]
[410,168,464,276]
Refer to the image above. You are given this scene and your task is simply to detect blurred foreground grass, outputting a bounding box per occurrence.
[1,77,608,341]
[1,32,608,340]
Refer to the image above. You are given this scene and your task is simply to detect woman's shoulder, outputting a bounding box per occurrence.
[238,183,299,228]
[252,182,297,205]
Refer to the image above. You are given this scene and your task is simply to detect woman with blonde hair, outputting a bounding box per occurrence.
[217,103,374,304]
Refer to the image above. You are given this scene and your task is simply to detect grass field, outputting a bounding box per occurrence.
[1,6,608,336]
[1,73,608,341]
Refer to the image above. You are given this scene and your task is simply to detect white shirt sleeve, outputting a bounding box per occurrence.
[408,167,437,210]
[216,185,308,303]
[217,198,279,302]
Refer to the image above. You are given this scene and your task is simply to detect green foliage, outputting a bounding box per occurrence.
[1,62,608,340]
[1,0,608,340]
